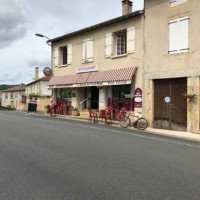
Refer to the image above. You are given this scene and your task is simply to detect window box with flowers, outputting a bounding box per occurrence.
[182,93,197,101]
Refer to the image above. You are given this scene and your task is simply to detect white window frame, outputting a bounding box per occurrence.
[107,26,135,59]
[115,31,127,56]
[54,44,72,67]
[60,46,68,66]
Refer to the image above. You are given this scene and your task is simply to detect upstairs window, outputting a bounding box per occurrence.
[82,39,94,63]
[54,44,72,67]
[170,0,187,7]
[169,17,189,54]
[115,31,127,56]
[61,46,68,65]
[105,27,135,58]
[10,93,13,100]
[5,93,8,99]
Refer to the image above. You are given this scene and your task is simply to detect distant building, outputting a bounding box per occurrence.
[0,91,2,105]
[2,85,25,109]
[25,67,52,97]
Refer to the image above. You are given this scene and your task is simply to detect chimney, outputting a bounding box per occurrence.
[20,83,25,88]
[35,67,39,80]
[122,0,133,16]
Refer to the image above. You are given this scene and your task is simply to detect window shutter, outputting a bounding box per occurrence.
[127,27,135,54]
[54,47,59,66]
[170,0,187,7]
[169,20,179,54]
[86,40,94,62]
[179,0,187,3]
[170,0,177,6]
[82,41,86,62]
[179,17,189,52]
[105,33,112,57]
[67,44,72,64]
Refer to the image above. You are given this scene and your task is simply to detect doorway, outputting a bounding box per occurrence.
[154,78,187,131]
[91,87,99,109]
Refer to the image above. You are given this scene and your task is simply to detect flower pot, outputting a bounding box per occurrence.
[72,109,80,116]
[182,93,197,101]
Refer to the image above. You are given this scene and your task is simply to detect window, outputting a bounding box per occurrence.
[112,85,131,100]
[169,17,189,54]
[170,0,187,7]
[5,93,8,99]
[115,31,127,55]
[54,44,72,66]
[82,39,94,63]
[15,93,18,98]
[10,93,13,100]
[61,46,68,65]
[21,95,26,104]
[105,27,135,58]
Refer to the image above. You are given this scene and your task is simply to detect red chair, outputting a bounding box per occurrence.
[51,103,57,116]
[118,107,126,121]
[61,103,67,115]
[88,109,98,123]
[106,106,112,120]
[100,110,108,124]
[47,103,56,116]
[46,105,51,115]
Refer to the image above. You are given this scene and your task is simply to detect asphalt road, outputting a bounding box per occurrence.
[0,111,200,200]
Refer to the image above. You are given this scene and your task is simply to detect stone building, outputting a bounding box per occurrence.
[143,0,200,133]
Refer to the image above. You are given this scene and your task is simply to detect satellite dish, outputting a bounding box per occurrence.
[43,67,52,76]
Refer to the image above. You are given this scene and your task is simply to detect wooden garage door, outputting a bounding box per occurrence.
[154,78,187,131]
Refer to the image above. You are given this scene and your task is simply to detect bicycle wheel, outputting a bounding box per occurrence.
[120,116,131,128]
[136,118,148,130]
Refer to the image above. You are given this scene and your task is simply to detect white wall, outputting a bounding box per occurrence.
[2,91,25,109]
[26,81,52,97]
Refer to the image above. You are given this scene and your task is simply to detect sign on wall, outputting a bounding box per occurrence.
[165,96,171,103]
[134,88,142,108]
[76,65,98,74]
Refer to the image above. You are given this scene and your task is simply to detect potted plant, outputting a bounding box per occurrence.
[182,93,197,101]
[44,105,50,114]
[72,108,80,116]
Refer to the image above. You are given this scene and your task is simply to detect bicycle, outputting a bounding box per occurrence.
[119,112,148,130]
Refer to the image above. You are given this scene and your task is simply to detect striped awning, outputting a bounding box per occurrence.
[48,67,137,88]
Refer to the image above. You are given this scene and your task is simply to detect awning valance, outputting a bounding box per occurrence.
[48,67,137,89]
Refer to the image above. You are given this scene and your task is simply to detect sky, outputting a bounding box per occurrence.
[0,0,144,85]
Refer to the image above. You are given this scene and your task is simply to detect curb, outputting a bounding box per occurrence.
[16,110,200,143]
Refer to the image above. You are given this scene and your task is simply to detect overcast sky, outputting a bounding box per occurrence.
[0,0,144,85]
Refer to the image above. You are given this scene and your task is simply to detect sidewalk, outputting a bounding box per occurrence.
[146,127,200,142]
[55,114,200,142]
[17,111,200,142]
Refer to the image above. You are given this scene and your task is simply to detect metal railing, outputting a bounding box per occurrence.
[79,97,89,111]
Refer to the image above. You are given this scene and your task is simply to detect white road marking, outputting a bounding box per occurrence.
[0,112,200,149]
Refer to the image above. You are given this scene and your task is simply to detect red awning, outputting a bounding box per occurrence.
[48,67,137,88]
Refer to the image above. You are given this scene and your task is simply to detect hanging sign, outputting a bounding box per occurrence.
[134,88,142,108]
[43,67,52,76]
